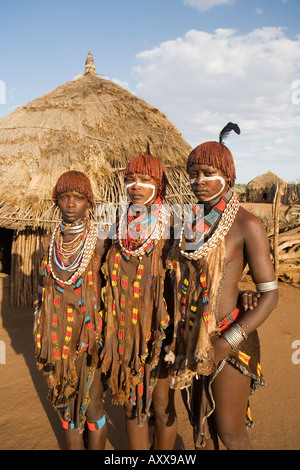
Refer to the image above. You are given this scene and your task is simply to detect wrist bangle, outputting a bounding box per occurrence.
[222,325,244,349]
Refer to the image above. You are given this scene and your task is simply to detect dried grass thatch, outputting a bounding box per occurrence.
[245,171,286,203]
[0,52,192,231]
[0,53,193,306]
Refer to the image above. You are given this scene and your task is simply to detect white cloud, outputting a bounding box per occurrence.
[133,27,300,183]
[111,78,135,94]
[184,0,236,12]
[111,78,129,88]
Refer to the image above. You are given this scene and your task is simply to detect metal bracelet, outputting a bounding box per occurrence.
[222,325,244,349]
[256,280,278,293]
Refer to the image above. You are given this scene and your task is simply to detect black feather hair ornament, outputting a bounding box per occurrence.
[219,122,241,145]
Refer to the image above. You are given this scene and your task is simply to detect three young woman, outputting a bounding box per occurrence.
[34,132,278,450]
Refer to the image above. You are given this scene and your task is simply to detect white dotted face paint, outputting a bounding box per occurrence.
[189,174,226,201]
[125,181,157,205]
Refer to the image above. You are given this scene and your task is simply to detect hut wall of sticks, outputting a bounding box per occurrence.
[270,224,300,287]
[0,52,193,307]
[281,182,300,206]
[271,183,300,287]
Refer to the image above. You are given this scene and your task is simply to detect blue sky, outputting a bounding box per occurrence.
[1,0,300,183]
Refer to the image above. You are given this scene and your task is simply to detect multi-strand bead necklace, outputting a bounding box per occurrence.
[118,204,170,260]
[48,217,98,285]
[54,219,88,271]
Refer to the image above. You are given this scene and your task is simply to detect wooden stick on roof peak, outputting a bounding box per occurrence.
[85,51,96,75]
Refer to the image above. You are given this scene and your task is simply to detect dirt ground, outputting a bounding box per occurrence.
[0,275,299,451]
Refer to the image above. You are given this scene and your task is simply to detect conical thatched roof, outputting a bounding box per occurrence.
[0,52,192,230]
[246,171,285,190]
[245,171,286,203]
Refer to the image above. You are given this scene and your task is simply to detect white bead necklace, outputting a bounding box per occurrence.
[179,193,240,260]
[48,220,98,285]
[118,204,170,258]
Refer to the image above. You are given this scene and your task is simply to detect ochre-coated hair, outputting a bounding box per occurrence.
[124,155,169,199]
[186,141,236,187]
[52,171,95,207]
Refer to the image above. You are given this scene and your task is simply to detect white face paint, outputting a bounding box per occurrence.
[125,182,157,205]
[189,174,226,201]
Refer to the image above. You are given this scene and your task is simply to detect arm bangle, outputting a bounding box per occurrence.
[256,280,278,293]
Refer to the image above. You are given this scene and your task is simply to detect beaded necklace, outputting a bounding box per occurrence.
[56,230,86,258]
[117,199,170,261]
[48,219,98,285]
[53,239,86,272]
[191,188,233,235]
[179,191,240,261]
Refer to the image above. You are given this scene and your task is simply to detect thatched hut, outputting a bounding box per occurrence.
[245,171,286,203]
[0,52,192,306]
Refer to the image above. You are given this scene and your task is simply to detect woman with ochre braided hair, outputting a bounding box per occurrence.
[168,124,278,450]
[99,155,177,450]
[34,171,109,450]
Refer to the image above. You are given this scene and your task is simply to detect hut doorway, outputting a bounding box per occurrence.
[0,228,13,309]
[0,228,13,274]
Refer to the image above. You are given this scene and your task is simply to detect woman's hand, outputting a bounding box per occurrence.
[238,290,261,311]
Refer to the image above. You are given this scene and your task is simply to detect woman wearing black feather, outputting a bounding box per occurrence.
[168,123,278,450]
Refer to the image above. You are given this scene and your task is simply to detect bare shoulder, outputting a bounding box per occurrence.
[235,206,276,283]
[234,205,271,260]
[235,205,267,237]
